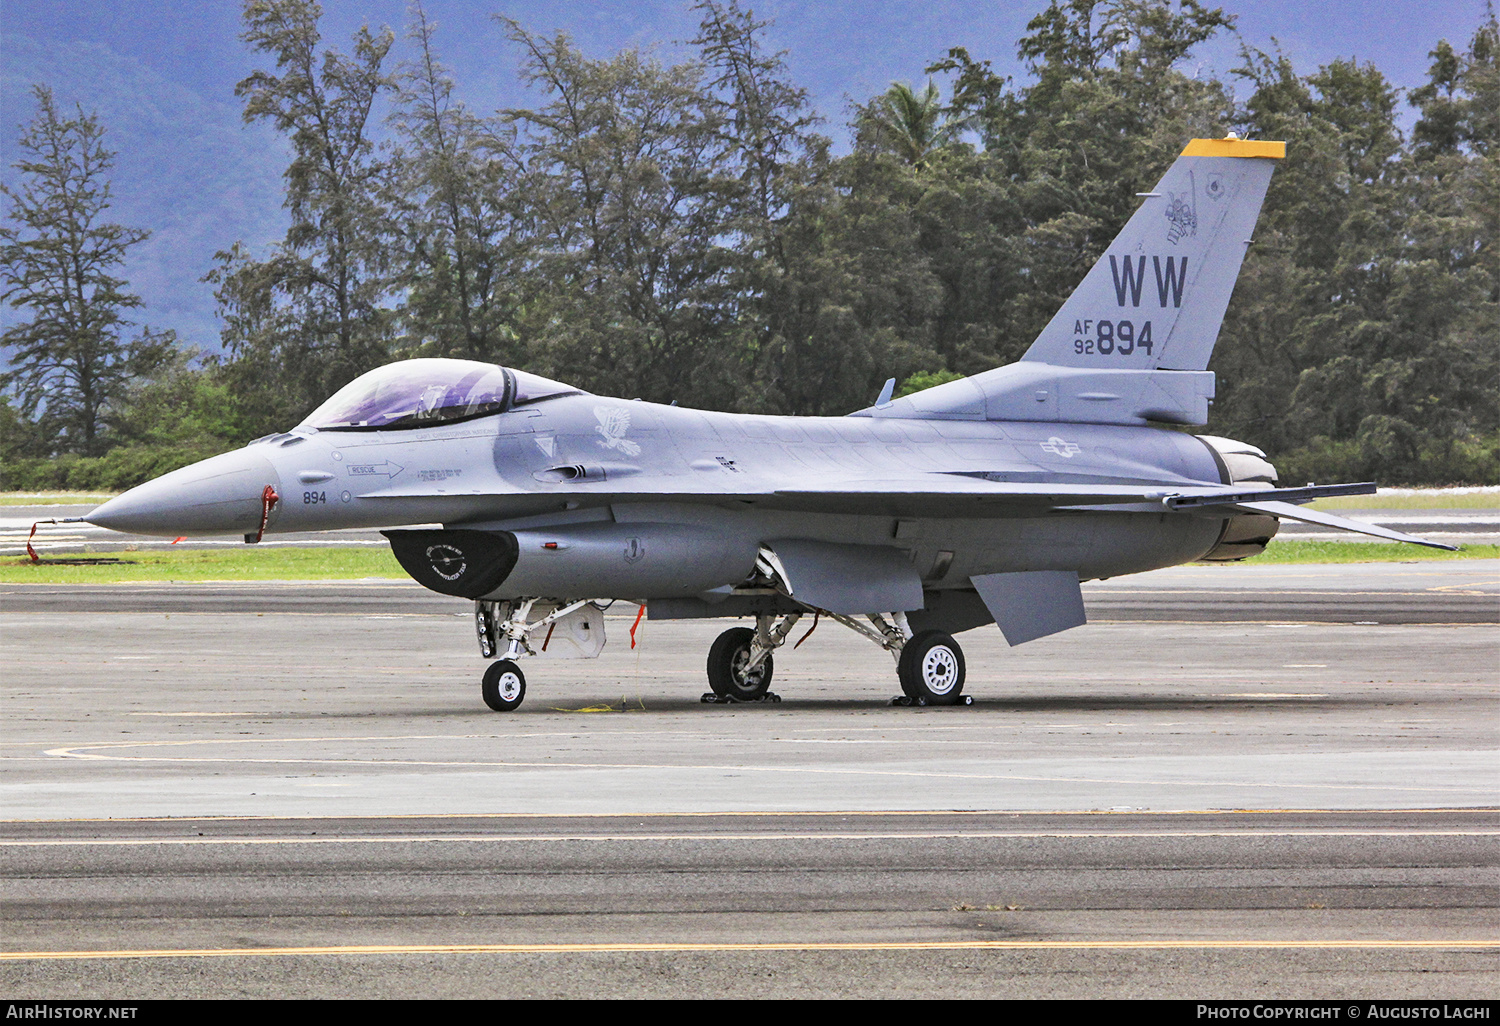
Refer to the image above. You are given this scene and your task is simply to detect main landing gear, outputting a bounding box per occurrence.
[700,608,970,707]
[704,623,788,703]
[896,630,969,706]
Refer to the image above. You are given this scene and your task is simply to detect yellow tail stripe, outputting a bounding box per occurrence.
[1181,138,1286,159]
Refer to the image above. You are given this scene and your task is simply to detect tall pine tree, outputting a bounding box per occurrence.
[1,86,176,457]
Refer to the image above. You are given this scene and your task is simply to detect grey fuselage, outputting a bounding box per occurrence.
[112,391,1231,598]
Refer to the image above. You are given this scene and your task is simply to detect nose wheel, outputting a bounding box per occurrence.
[482,660,527,711]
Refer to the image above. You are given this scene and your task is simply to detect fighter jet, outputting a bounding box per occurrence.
[85,136,1453,711]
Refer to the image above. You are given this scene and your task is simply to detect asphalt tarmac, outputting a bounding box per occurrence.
[1,563,1496,998]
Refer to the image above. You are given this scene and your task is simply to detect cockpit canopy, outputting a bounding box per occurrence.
[297,359,582,431]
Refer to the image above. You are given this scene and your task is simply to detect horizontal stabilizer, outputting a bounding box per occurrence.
[1165,482,1376,508]
[1235,500,1460,550]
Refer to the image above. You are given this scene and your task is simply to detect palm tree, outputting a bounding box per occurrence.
[862,79,964,165]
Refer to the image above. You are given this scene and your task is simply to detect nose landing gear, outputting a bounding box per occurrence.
[473,597,604,711]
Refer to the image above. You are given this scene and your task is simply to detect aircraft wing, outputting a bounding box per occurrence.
[769,478,1380,512]
[361,473,1455,549]
[364,474,1396,517]
[362,475,1250,511]
[772,478,1207,509]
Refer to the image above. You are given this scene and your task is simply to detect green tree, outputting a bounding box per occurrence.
[746,148,948,415]
[495,20,737,404]
[0,86,176,457]
[1211,10,1499,485]
[692,0,819,236]
[858,80,965,166]
[388,2,523,362]
[208,0,397,428]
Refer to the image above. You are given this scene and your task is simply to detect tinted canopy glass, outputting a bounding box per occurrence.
[510,368,579,406]
[298,359,508,430]
[298,359,583,431]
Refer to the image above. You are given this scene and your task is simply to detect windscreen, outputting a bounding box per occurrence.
[298,359,512,431]
[511,368,581,406]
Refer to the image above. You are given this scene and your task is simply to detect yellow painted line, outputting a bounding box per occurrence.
[4,939,1495,961]
[0,829,1494,847]
[1429,580,1500,591]
[1083,588,1482,596]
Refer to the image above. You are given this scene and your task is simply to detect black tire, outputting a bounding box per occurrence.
[482,659,526,711]
[706,627,773,700]
[897,630,965,705]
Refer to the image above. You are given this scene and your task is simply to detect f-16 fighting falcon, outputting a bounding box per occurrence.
[84,137,1453,711]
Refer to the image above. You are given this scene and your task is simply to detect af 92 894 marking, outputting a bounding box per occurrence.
[1074,318,1154,356]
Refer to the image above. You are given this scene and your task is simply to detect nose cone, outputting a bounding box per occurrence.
[87,448,282,537]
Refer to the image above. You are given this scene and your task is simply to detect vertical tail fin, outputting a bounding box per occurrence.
[1021,137,1284,372]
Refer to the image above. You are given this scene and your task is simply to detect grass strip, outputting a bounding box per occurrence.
[1241,541,1498,564]
[0,492,115,506]
[1307,492,1498,511]
[1,546,406,584]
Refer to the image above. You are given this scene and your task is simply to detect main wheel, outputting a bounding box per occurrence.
[706,627,773,700]
[482,659,526,711]
[897,630,965,705]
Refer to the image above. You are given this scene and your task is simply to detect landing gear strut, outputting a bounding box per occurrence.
[702,611,804,702]
[473,597,601,712]
[699,547,975,708]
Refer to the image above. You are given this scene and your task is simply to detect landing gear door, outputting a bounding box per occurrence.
[535,603,606,659]
[767,539,924,615]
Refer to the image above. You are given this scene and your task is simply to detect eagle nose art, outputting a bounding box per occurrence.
[86,448,282,537]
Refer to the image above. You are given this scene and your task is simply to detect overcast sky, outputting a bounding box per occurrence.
[2,0,1492,352]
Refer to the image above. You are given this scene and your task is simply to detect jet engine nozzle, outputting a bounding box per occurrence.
[85,448,283,537]
[1195,434,1281,561]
